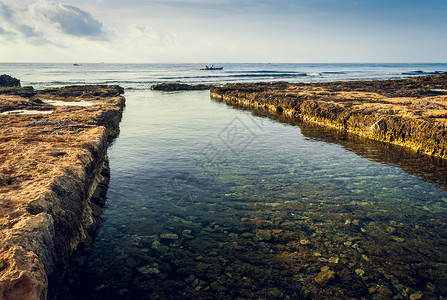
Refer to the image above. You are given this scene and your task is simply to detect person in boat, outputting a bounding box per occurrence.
[204,65,209,70]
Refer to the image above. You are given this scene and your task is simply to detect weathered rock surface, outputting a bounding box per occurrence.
[0,85,125,299]
[211,74,447,159]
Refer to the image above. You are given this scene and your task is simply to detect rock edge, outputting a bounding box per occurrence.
[211,74,447,159]
[0,85,125,299]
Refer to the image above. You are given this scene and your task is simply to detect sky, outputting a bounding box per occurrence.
[0,0,446,63]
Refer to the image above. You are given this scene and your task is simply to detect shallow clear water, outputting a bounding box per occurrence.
[61,90,447,299]
[3,63,447,298]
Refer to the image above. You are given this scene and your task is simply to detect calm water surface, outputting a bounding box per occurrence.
[62,89,447,299]
[3,63,447,299]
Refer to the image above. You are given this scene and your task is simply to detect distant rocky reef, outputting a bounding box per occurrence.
[150,82,213,91]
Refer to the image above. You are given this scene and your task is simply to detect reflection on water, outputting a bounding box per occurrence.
[247,106,447,193]
[62,90,447,299]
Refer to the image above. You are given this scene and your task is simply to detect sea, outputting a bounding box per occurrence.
[2,62,447,89]
[2,63,447,299]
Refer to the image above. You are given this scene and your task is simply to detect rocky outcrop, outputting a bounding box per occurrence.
[0,85,125,299]
[0,75,20,87]
[211,74,447,159]
[150,83,212,91]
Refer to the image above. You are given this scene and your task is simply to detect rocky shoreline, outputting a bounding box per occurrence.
[210,74,447,159]
[0,85,125,299]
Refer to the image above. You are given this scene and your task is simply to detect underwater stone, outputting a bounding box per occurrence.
[210,281,225,292]
[185,275,195,283]
[138,265,160,275]
[256,230,272,241]
[151,240,161,249]
[300,239,310,245]
[160,233,179,240]
[378,285,393,297]
[328,257,339,264]
[409,291,423,300]
[314,267,335,286]
[386,226,396,234]
[355,269,365,277]
[426,282,436,293]
[270,287,284,298]
[182,229,192,235]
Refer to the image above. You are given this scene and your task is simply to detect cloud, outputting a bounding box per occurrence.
[0,2,13,20]
[0,1,51,44]
[31,2,106,38]
[0,0,108,46]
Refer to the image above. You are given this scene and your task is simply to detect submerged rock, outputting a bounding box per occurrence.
[160,233,179,240]
[314,267,335,286]
[409,291,423,300]
[256,230,272,241]
[138,265,161,276]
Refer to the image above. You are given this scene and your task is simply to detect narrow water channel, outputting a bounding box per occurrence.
[63,90,447,299]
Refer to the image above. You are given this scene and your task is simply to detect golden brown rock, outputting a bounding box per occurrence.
[0,85,125,299]
[211,74,447,159]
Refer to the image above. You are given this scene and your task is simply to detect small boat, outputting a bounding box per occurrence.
[73,63,82,66]
[203,65,223,70]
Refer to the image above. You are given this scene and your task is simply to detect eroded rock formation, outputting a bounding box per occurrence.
[0,85,125,299]
[211,74,447,159]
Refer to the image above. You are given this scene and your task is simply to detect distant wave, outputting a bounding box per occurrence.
[402,70,445,75]
[226,70,306,74]
[28,80,151,85]
[320,71,347,75]
[158,73,307,80]
[232,73,308,78]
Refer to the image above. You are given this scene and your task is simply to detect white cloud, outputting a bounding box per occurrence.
[0,0,108,46]
[1,0,446,62]
[30,2,107,38]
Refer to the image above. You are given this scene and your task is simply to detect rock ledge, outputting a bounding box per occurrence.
[0,85,125,299]
[211,74,447,159]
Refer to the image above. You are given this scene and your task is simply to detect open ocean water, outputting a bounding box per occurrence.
[2,63,447,299]
[2,62,447,89]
